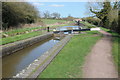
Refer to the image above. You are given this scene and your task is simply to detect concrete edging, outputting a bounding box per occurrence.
[13,35,72,78]
[1,32,53,57]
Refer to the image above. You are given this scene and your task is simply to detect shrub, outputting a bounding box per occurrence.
[2,2,39,30]
[82,17,101,26]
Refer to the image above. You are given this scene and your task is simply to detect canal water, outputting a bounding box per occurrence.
[56,26,80,31]
[2,37,59,78]
[2,26,79,78]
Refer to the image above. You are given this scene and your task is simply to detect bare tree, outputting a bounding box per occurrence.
[51,12,60,19]
[43,11,51,18]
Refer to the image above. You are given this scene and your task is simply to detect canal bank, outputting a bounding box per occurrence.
[12,35,72,78]
[2,26,82,78]
[1,32,53,57]
[2,36,59,78]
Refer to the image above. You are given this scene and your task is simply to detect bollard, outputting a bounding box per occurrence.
[78,26,81,33]
[47,27,49,32]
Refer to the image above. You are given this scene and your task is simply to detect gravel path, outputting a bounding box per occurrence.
[83,30,118,78]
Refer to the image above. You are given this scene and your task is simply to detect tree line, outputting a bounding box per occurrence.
[2,2,63,30]
[85,1,120,34]
[42,11,61,19]
[3,2,119,34]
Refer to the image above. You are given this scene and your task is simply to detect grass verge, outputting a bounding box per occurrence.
[112,37,120,75]
[3,26,43,36]
[80,21,96,28]
[100,27,120,37]
[78,31,102,36]
[1,31,43,45]
[38,32,101,78]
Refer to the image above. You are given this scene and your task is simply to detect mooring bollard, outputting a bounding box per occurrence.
[78,26,81,33]
[47,27,49,32]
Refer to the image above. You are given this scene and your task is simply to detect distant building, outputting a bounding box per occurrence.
[73,19,82,25]
[73,19,82,22]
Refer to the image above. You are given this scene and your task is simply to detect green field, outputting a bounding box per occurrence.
[41,19,67,24]
[39,31,101,78]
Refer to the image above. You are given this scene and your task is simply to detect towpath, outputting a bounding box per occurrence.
[83,30,118,78]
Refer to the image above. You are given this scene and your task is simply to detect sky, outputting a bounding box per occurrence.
[29,2,93,18]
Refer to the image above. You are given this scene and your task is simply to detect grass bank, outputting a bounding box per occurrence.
[1,20,72,45]
[2,26,43,36]
[1,30,43,45]
[2,19,68,37]
[39,31,101,78]
[41,19,67,24]
[80,21,96,29]
[112,37,120,75]
[100,27,119,37]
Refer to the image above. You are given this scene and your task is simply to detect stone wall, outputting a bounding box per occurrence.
[1,33,53,57]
